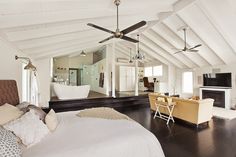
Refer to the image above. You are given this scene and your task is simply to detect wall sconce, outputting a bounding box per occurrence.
[15,55,36,71]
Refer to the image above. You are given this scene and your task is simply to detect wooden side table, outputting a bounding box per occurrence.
[153,101,176,125]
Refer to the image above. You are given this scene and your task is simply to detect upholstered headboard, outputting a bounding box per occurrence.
[0,80,19,106]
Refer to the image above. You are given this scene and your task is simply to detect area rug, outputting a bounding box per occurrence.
[212,107,236,120]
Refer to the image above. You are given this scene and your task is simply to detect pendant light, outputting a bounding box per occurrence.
[133,34,145,60]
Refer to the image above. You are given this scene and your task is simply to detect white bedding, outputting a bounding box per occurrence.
[22,111,165,157]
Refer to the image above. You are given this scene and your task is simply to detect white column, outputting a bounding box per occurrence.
[112,42,116,98]
[135,60,139,96]
[105,45,110,96]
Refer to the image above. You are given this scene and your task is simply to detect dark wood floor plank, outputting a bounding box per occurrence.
[120,107,236,157]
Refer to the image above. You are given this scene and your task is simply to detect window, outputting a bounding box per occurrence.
[144,65,163,77]
[153,65,162,76]
[182,71,193,93]
[144,67,152,77]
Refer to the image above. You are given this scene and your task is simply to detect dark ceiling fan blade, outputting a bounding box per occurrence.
[121,21,147,35]
[121,36,139,43]
[187,49,199,52]
[172,48,183,51]
[189,44,202,50]
[87,23,115,34]
[174,50,184,54]
[99,36,115,43]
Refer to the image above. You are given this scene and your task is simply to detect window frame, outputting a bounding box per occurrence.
[182,71,193,94]
[144,65,163,77]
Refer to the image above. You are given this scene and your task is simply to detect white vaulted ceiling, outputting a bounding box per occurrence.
[0,0,236,68]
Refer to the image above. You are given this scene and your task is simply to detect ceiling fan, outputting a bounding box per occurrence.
[173,27,202,54]
[87,0,146,43]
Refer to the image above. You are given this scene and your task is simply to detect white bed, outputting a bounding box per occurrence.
[22,111,165,157]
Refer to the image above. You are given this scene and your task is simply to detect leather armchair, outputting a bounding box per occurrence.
[143,77,154,92]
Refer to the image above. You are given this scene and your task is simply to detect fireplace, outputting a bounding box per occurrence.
[199,87,231,109]
[202,90,225,108]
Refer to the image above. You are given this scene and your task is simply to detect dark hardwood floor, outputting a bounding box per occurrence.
[119,106,236,157]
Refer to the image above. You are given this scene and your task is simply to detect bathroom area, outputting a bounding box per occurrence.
[51,47,109,100]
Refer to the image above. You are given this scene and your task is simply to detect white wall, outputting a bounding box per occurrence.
[168,64,182,95]
[69,53,93,68]
[0,37,25,102]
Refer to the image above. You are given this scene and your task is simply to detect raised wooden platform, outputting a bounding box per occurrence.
[49,95,149,112]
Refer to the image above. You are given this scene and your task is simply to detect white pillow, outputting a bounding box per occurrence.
[45,109,58,132]
[3,110,49,147]
[0,103,23,125]
[16,101,31,109]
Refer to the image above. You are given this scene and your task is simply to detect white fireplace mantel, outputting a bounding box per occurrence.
[199,87,231,109]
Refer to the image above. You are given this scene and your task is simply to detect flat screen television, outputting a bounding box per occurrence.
[203,73,232,87]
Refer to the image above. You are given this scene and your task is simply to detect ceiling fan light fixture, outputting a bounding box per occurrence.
[173,27,202,54]
[87,0,146,43]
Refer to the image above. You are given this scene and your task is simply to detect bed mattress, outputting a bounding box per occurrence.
[22,111,165,157]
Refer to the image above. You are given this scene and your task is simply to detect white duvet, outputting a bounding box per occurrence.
[23,111,165,157]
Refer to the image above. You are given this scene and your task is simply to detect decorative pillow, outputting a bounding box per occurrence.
[0,103,23,125]
[0,126,22,157]
[3,110,49,147]
[27,105,47,122]
[45,109,58,132]
[76,107,132,121]
[16,101,31,109]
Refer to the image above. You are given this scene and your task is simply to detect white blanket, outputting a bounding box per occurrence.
[23,111,165,157]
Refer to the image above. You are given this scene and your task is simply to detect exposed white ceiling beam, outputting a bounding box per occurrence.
[115,47,146,64]
[152,23,199,67]
[139,38,183,69]
[173,0,196,12]
[162,15,212,67]
[33,39,118,60]
[177,3,236,64]
[119,41,162,64]
[144,29,195,68]
[24,36,108,54]
[173,14,225,65]
[120,41,172,66]
[5,16,152,42]
[139,44,172,66]
[14,30,105,49]
[132,0,198,35]
[116,43,153,62]
[0,9,158,29]
[143,29,190,68]
[0,1,173,16]
[196,2,236,55]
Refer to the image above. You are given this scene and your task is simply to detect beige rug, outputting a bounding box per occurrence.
[213,107,236,120]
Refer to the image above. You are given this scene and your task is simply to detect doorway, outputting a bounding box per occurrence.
[69,68,79,86]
